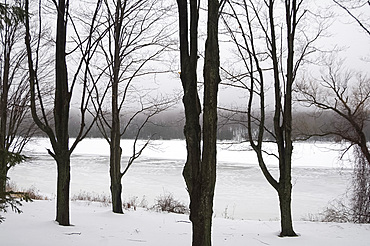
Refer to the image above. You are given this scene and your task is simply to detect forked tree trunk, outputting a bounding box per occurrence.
[178,0,219,245]
[194,0,220,244]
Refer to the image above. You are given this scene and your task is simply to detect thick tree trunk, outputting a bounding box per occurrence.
[278,183,296,237]
[55,155,70,226]
[109,98,123,214]
[177,0,219,245]
[190,196,213,246]
[192,0,220,244]
[110,141,123,213]
[110,182,123,213]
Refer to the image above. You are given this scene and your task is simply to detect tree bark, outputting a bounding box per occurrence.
[278,182,296,237]
[53,0,71,226]
[358,131,370,166]
[108,0,124,214]
[177,0,220,245]
[0,167,5,194]
[194,0,220,244]
[55,154,70,226]
[0,45,10,194]
[110,140,123,213]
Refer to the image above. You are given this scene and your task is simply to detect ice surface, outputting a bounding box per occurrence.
[8,138,353,221]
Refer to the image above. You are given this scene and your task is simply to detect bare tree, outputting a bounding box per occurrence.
[296,59,370,222]
[24,0,102,226]
[295,0,370,223]
[221,0,323,236]
[176,0,223,245]
[333,0,370,36]
[297,60,370,164]
[90,0,175,214]
[0,0,36,195]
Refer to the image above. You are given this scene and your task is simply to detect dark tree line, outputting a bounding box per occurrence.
[33,109,370,141]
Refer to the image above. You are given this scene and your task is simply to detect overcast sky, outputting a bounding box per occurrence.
[68,0,369,110]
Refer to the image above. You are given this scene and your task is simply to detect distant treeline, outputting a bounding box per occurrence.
[62,109,370,141]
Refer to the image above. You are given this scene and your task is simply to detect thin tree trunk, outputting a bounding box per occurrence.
[0,49,10,194]
[177,0,201,205]
[54,0,71,226]
[108,0,124,214]
[182,70,203,246]
[0,165,6,194]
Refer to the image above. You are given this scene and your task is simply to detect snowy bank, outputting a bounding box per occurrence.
[1,200,369,246]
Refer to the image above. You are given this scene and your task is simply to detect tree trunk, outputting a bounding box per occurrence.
[179,0,220,245]
[110,182,123,213]
[278,183,296,237]
[25,0,75,226]
[190,195,213,246]
[109,92,123,214]
[108,0,124,214]
[359,134,370,166]
[54,0,71,226]
[0,48,10,194]
[55,155,70,226]
[110,141,123,213]
[192,0,220,244]
[0,164,6,194]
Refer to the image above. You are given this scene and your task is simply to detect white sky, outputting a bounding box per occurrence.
[158,0,370,109]
[66,0,369,110]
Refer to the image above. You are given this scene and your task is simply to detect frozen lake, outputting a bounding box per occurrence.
[8,138,353,221]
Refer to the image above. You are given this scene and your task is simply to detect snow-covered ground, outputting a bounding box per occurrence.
[2,138,368,245]
[2,200,369,246]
